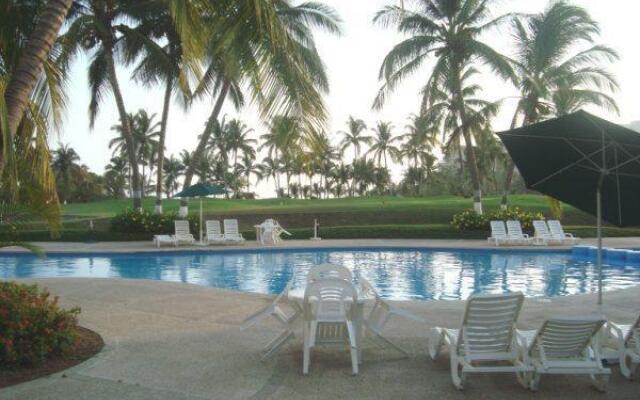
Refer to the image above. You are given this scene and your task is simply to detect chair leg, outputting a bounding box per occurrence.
[529,371,541,391]
[589,373,609,392]
[346,322,359,375]
[428,328,443,360]
[449,352,465,390]
[369,329,409,357]
[303,324,311,375]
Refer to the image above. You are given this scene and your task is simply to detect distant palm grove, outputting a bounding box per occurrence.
[1,0,620,218]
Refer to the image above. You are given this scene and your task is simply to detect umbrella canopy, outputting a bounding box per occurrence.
[497,110,640,227]
[497,110,640,306]
[173,183,226,198]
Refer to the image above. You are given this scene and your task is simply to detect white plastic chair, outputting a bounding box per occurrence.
[205,220,224,244]
[259,219,292,245]
[173,220,195,246]
[517,316,610,391]
[307,264,353,283]
[506,220,531,245]
[547,220,580,245]
[428,292,531,390]
[223,219,245,242]
[302,278,360,375]
[241,279,303,360]
[599,314,640,379]
[488,221,510,246]
[360,277,424,356]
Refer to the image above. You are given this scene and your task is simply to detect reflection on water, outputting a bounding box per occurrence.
[1,249,638,301]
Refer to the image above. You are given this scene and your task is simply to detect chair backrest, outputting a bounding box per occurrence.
[490,221,507,238]
[531,316,605,361]
[506,220,525,237]
[307,264,353,283]
[174,220,190,235]
[533,220,551,237]
[458,292,524,358]
[303,278,357,321]
[224,219,240,235]
[206,220,221,236]
[626,314,640,350]
[547,220,565,237]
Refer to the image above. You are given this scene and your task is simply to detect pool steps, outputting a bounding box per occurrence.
[572,246,640,264]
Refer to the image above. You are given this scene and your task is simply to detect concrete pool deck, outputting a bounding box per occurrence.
[1,237,639,253]
[2,277,639,400]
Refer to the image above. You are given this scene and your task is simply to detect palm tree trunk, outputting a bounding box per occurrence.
[2,0,73,174]
[155,78,172,214]
[500,113,521,209]
[105,47,142,211]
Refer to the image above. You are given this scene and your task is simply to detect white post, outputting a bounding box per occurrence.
[199,198,203,244]
[597,187,603,306]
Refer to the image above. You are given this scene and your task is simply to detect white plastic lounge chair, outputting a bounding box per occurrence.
[307,264,353,283]
[360,277,424,356]
[173,220,195,246]
[223,219,245,242]
[518,316,610,391]
[533,220,556,245]
[302,278,360,375]
[506,220,531,245]
[259,219,292,245]
[153,234,174,248]
[547,220,580,245]
[241,279,303,360]
[600,314,640,379]
[428,292,530,390]
[205,220,224,244]
[488,221,510,246]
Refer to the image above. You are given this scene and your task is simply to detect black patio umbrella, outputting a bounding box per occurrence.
[496,110,640,305]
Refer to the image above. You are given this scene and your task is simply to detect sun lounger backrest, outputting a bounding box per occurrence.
[533,220,550,237]
[533,317,605,360]
[459,292,524,356]
[308,264,353,283]
[506,220,525,237]
[175,220,190,235]
[627,314,640,350]
[206,220,221,236]
[490,221,507,237]
[547,220,565,237]
[224,219,240,235]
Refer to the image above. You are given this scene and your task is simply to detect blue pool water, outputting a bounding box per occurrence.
[1,248,639,301]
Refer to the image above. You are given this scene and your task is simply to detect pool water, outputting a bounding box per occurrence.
[1,248,639,301]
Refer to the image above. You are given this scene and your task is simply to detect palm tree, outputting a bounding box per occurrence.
[3,0,73,154]
[236,153,262,190]
[259,157,281,194]
[181,0,342,189]
[52,143,81,203]
[105,155,129,197]
[400,113,439,168]
[126,3,202,213]
[501,1,619,208]
[132,110,160,196]
[59,0,144,209]
[374,0,515,214]
[162,155,184,197]
[368,121,400,169]
[339,116,371,164]
[226,119,257,166]
[259,115,302,194]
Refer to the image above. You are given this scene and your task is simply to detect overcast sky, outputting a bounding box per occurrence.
[56,0,640,197]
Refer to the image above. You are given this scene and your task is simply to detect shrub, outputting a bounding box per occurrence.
[0,282,80,366]
[451,209,488,231]
[110,209,199,234]
[451,207,545,231]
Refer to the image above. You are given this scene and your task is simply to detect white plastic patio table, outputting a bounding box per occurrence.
[287,285,370,363]
[253,225,262,243]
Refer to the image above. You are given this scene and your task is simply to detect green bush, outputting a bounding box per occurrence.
[0,282,80,366]
[451,207,545,231]
[110,209,199,234]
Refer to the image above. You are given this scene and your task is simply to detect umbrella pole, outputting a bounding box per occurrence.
[597,186,603,306]
[199,198,203,244]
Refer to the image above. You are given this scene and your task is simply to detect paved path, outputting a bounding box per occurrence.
[2,278,639,399]
[2,237,639,253]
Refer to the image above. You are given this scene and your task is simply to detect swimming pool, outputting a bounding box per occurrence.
[1,247,639,301]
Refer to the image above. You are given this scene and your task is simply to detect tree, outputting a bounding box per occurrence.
[52,143,81,203]
[367,121,400,169]
[339,116,371,164]
[3,0,73,168]
[132,110,160,196]
[400,113,439,169]
[501,1,619,208]
[374,0,515,214]
[181,0,342,190]
[259,115,302,195]
[162,155,184,197]
[60,0,144,210]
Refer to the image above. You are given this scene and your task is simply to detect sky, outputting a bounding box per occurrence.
[55,0,640,197]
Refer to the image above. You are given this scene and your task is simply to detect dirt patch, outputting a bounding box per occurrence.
[0,326,104,388]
